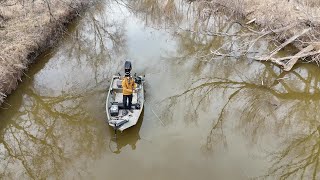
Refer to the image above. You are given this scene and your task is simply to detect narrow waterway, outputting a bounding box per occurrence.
[1,0,320,179]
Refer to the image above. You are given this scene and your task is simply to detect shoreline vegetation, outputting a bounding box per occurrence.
[0,0,93,106]
[1,0,320,106]
[192,0,320,70]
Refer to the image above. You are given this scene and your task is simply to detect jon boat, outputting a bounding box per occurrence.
[106,75,145,132]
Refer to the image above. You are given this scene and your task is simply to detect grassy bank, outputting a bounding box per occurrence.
[0,0,93,105]
[194,0,320,70]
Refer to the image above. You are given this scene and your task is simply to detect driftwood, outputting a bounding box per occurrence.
[270,49,320,62]
[253,28,316,70]
[283,45,314,71]
[198,24,320,71]
[257,28,311,61]
[193,0,320,72]
[245,18,256,25]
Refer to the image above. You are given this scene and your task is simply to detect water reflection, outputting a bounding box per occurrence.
[137,5,320,177]
[109,112,144,154]
[163,34,320,178]
[1,0,320,179]
[106,1,320,178]
[126,0,183,28]
[0,1,126,178]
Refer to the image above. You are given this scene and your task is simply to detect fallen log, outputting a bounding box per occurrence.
[283,45,314,71]
[253,28,317,69]
[254,28,311,61]
[265,28,311,61]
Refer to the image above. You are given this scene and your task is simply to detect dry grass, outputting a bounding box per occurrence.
[0,0,93,105]
[194,0,320,39]
[244,0,320,37]
[194,0,320,67]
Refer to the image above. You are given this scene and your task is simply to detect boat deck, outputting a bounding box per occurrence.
[108,76,143,131]
[114,92,138,104]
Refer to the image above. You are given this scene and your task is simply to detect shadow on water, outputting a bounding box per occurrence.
[108,110,144,154]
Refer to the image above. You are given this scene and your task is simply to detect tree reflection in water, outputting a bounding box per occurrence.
[0,1,126,179]
[125,1,320,177]
[126,1,320,177]
[163,25,320,179]
[1,0,320,179]
[108,111,144,154]
[127,0,183,28]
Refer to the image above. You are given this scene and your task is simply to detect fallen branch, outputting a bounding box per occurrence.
[269,50,320,62]
[245,18,256,25]
[252,49,320,68]
[259,28,311,61]
[283,45,315,71]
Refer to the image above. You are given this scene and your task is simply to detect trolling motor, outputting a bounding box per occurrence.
[109,119,129,139]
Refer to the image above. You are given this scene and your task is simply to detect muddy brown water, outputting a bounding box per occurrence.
[1,0,320,179]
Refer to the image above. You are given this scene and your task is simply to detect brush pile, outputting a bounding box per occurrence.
[193,0,320,70]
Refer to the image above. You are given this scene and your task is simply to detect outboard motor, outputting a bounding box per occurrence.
[124,61,132,74]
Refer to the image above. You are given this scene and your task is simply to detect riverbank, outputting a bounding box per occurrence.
[1,0,319,106]
[195,0,320,70]
[0,0,94,106]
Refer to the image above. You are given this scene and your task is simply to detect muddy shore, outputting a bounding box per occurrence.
[0,0,93,105]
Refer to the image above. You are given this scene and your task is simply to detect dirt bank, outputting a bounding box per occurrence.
[0,0,93,105]
[194,0,320,70]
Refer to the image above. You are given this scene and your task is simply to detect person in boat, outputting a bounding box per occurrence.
[122,61,135,113]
